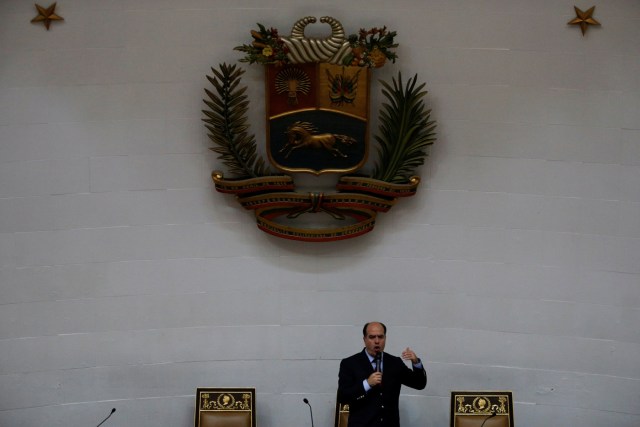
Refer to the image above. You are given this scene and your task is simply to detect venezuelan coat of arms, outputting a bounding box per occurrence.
[204,17,436,242]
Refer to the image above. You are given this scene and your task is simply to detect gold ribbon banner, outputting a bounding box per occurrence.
[337,175,421,198]
[242,192,391,242]
[255,206,376,242]
[237,192,396,213]
[211,172,420,242]
[211,172,295,194]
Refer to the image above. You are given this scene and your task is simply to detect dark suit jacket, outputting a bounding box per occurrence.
[338,349,427,427]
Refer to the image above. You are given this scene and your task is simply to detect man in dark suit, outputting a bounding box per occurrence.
[337,322,427,427]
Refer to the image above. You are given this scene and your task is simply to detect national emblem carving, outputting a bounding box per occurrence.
[203,16,436,242]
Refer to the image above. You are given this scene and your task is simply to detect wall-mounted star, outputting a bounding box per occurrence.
[31,3,64,30]
[568,6,600,36]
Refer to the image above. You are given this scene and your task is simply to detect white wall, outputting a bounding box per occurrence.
[1,1,639,426]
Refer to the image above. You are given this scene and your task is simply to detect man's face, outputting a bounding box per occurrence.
[363,323,386,356]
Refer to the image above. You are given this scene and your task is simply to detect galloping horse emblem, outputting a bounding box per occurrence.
[280,121,357,159]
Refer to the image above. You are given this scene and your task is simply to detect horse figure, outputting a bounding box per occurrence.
[280,121,357,159]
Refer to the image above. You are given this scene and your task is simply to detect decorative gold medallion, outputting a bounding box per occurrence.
[204,17,436,242]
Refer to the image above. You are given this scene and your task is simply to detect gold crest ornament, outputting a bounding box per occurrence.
[204,17,436,242]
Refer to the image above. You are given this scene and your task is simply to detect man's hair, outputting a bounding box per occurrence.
[363,322,387,337]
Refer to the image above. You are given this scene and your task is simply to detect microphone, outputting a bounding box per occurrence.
[479,410,496,427]
[374,353,383,388]
[96,408,116,427]
[303,398,314,427]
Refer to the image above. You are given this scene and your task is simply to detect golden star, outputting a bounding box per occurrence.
[568,6,600,36]
[31,3,64,31]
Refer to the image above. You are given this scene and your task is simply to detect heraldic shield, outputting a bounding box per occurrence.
[267,63,370,174]
[205,16,437,242]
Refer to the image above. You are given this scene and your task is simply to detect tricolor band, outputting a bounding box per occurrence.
[212,172,420,242]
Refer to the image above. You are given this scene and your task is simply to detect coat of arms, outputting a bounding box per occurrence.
[204,17,436,242]
[266,61,368,174]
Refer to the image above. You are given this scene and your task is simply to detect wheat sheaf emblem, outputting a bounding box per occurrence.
[275,67,311,105]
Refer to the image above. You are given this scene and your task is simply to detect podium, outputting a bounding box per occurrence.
[195,387,256,427]
[450,391,514,427]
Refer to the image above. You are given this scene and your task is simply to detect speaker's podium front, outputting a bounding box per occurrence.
[450,391,514,427]
[195,387,256,427]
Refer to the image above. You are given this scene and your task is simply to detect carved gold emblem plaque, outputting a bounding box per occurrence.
[204,17,436,242]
